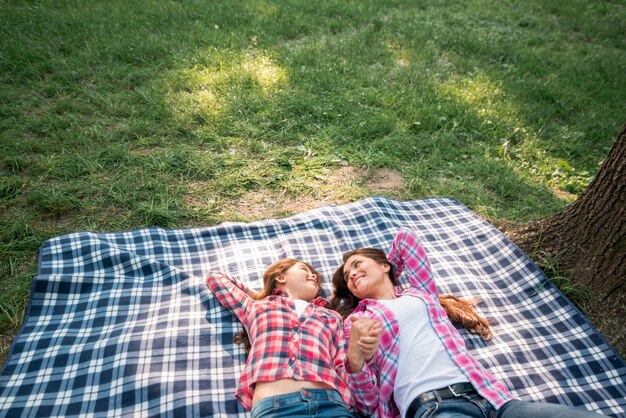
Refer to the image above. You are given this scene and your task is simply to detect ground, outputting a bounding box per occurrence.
[222,166,406,220]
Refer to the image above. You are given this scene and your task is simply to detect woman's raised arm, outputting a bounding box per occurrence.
[387,227,437,295]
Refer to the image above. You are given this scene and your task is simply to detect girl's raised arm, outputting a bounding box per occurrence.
[387,228,437,296]
[206,272,254,326]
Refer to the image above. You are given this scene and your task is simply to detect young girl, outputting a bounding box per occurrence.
[332,228,604,418]
[206,258,366,418]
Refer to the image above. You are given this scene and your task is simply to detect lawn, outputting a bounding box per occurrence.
[1,0,625,361]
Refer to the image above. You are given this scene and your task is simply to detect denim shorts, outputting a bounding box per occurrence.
[250,388,356,418]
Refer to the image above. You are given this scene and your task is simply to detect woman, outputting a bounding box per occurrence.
[331,228,605,418]
[207,258,374,418]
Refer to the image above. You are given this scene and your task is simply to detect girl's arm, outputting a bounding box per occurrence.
[387,227,437,295]
[342,316,380,416]
[206,272,254,325]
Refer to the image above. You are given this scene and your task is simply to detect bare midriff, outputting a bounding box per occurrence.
[252,379,332,407]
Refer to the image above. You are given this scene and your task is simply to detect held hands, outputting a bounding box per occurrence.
[347,316,382,373]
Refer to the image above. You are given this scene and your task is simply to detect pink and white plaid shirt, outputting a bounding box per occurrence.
[345,228,513,418]
[206,273,353,411]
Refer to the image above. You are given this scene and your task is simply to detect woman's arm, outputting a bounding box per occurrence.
[206,272,254,325]
[387,227,437,295]
[342,316,381,416]
[346,317,381,372]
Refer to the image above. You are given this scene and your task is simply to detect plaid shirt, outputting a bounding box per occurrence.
[206,273,352,411]
[345,228,513,418]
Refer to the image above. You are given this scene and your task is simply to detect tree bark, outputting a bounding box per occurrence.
[498,123,626,356]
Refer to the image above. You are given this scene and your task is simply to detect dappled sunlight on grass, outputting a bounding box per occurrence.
[243,54,287,93]
[246,0,280,20]
[172,88,222,124]
[437,71,591,197]
[385,41,412,68]
[439,71,507,121]
[164,50,287,126]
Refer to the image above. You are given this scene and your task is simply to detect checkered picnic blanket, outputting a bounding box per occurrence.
[1,197,624,417]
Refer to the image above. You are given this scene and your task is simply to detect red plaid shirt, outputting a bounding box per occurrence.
[206,273,353,411]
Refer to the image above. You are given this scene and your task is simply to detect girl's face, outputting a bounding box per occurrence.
[280,262,320,302]
[343,254,391,300]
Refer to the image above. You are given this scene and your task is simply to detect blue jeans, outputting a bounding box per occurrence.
[250,388,356,418]
[410,394,605,418]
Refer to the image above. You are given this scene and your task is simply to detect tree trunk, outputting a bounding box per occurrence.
[498,123,626,355]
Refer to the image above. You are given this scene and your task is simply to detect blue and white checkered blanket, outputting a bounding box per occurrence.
[1,198,624,417]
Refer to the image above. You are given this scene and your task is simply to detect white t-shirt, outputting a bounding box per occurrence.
[293,299,308,316]
[379,296,467,417]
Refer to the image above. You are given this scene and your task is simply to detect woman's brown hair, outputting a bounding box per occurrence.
[233,258,324,353]
[328,248,494,340]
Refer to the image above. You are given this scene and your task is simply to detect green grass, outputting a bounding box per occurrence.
[530,251,592,314]
[1,0,625,358]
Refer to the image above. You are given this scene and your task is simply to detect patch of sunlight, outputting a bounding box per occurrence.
[165,66,225,124]
[439,71,508,121]
[177,52,286,94]
[165,51,287,124]
[437,71,590,199]
[386,41,412,67]
[177,88,221,121]
[246,0,279,19]
[243,54,287,93]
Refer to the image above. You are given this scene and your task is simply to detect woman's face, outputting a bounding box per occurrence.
[281,262,320,301]
[342,254,391,300]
